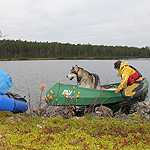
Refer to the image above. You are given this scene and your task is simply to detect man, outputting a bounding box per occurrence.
[114,61,146,112]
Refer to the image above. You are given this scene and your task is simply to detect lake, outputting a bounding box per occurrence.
[0,59,150,107]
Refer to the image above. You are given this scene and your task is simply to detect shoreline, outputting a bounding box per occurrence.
[0,57,150,61]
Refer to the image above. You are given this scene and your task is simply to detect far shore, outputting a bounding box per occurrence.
[0,56,149,61]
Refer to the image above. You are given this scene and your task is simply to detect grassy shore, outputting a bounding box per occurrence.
[0,111,150,150]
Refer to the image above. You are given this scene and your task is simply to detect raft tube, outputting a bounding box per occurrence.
[0,93,28,113]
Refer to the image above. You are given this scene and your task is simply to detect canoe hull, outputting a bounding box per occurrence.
[45,78,149,106]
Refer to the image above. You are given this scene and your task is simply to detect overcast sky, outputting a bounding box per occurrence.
[0,0,150,48]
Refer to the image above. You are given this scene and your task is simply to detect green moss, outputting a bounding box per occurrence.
[0,111,150,149]
[84,113,93,120]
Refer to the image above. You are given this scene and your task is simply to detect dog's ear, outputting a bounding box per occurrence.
[74,65,78,71]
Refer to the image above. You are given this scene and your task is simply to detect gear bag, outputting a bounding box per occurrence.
[0,70,13,94]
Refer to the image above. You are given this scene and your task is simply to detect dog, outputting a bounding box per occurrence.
[66,65,100,89]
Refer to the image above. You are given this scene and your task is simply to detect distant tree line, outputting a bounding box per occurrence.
[0,39,150,60]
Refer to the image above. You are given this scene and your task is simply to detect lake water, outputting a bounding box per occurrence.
[0,59,150,107]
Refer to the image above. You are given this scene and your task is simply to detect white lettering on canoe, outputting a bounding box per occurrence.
[62,90,72,96]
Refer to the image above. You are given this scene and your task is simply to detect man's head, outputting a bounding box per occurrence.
[114,60,122,70]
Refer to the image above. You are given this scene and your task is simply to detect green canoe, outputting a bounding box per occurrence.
[45,78,149,107]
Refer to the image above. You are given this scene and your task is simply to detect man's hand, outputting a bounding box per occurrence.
[115,90,119,95]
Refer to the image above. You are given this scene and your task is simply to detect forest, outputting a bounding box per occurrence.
[0,39,150,60]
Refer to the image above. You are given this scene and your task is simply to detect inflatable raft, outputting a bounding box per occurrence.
[0,93,28,113]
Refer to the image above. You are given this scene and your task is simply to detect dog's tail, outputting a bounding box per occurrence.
[92,74,100,89]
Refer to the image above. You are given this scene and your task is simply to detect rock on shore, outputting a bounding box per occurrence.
[132,98,150,121]
[93,98,150,121]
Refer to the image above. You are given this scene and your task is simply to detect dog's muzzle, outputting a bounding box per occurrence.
[66,75,74,80]
[70,77,74,80]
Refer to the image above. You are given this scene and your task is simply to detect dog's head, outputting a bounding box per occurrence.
[66,65,79,80]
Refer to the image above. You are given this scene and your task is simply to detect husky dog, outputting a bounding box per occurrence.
[66,65,100,89]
